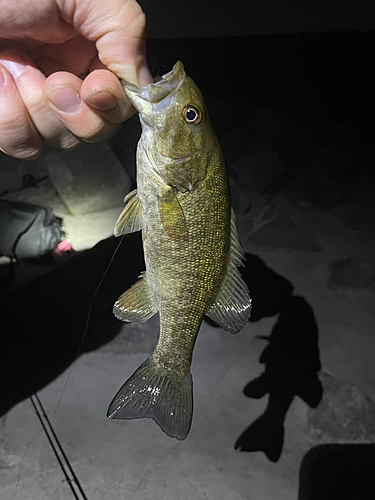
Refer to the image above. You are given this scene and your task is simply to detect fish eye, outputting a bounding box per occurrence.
[183,105,203,125]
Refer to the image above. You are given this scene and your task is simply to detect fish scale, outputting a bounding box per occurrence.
[107,61,251,440]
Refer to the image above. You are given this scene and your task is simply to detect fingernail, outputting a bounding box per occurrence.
[85,90,117,111]
[0,59,26,79]
[0,67,5,87]
[48,87,81,113]
[139,64,153,86]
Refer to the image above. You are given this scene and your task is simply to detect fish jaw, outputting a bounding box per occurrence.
[122,61,185,126]
[123,61,186,108]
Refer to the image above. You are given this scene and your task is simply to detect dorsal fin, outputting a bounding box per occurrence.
[230,207,246,267]
[206,261,251,334]
[206,208,251,333]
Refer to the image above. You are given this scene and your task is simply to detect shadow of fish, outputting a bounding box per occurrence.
[107,61,251,440]
[235,296,322,460]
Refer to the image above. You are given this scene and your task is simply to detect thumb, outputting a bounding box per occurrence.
[59,0,152,85]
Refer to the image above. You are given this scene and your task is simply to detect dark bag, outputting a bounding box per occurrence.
[0,200,63,260]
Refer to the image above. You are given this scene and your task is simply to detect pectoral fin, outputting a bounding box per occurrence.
[114,189,143,237]
[113,273,157,322]
[206,261,251,334]
[158,186,188,243]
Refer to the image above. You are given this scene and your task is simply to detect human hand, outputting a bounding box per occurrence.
[0,0,152,160]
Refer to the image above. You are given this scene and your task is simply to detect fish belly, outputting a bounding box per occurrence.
[144,178,229,366]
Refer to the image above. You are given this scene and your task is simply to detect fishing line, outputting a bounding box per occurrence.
[49,234,126,419]
[11,427,43,500]
[13,234,125,499]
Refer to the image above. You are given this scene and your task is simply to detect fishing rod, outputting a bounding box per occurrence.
[29,394,89,500]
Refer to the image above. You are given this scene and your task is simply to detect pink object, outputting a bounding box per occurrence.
[53,240,76,263]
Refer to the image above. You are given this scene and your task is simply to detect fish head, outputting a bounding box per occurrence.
[123,61,215,192]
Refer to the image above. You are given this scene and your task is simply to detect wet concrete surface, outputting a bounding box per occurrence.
[1,34,375,500]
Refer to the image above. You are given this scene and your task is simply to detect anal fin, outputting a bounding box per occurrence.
[113,274,157,323]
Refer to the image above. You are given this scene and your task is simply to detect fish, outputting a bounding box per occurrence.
[107,61,251,440]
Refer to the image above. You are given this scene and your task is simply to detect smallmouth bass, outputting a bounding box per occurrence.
[107,61,251,440]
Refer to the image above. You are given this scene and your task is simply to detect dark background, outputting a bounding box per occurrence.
[1,3,375,499]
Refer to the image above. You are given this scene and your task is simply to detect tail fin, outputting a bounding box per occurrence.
[107,356,193,440]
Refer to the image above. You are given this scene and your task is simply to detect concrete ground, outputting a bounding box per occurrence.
[1,68,375,498]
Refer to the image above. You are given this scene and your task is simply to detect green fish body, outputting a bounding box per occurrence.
[107,62,251,440]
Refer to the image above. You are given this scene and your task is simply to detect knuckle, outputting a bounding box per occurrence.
[83,124,120,143]
[45,124,81,151]
[17,147,43,160]
[1,144,42,160]
[0,105,25,131]
[0,120,43,160]
[78,121,119,143]
[58,135,81,151]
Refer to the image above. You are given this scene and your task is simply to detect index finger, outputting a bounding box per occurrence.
[58,0,152,85]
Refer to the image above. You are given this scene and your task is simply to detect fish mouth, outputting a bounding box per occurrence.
[123,61,185,104]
